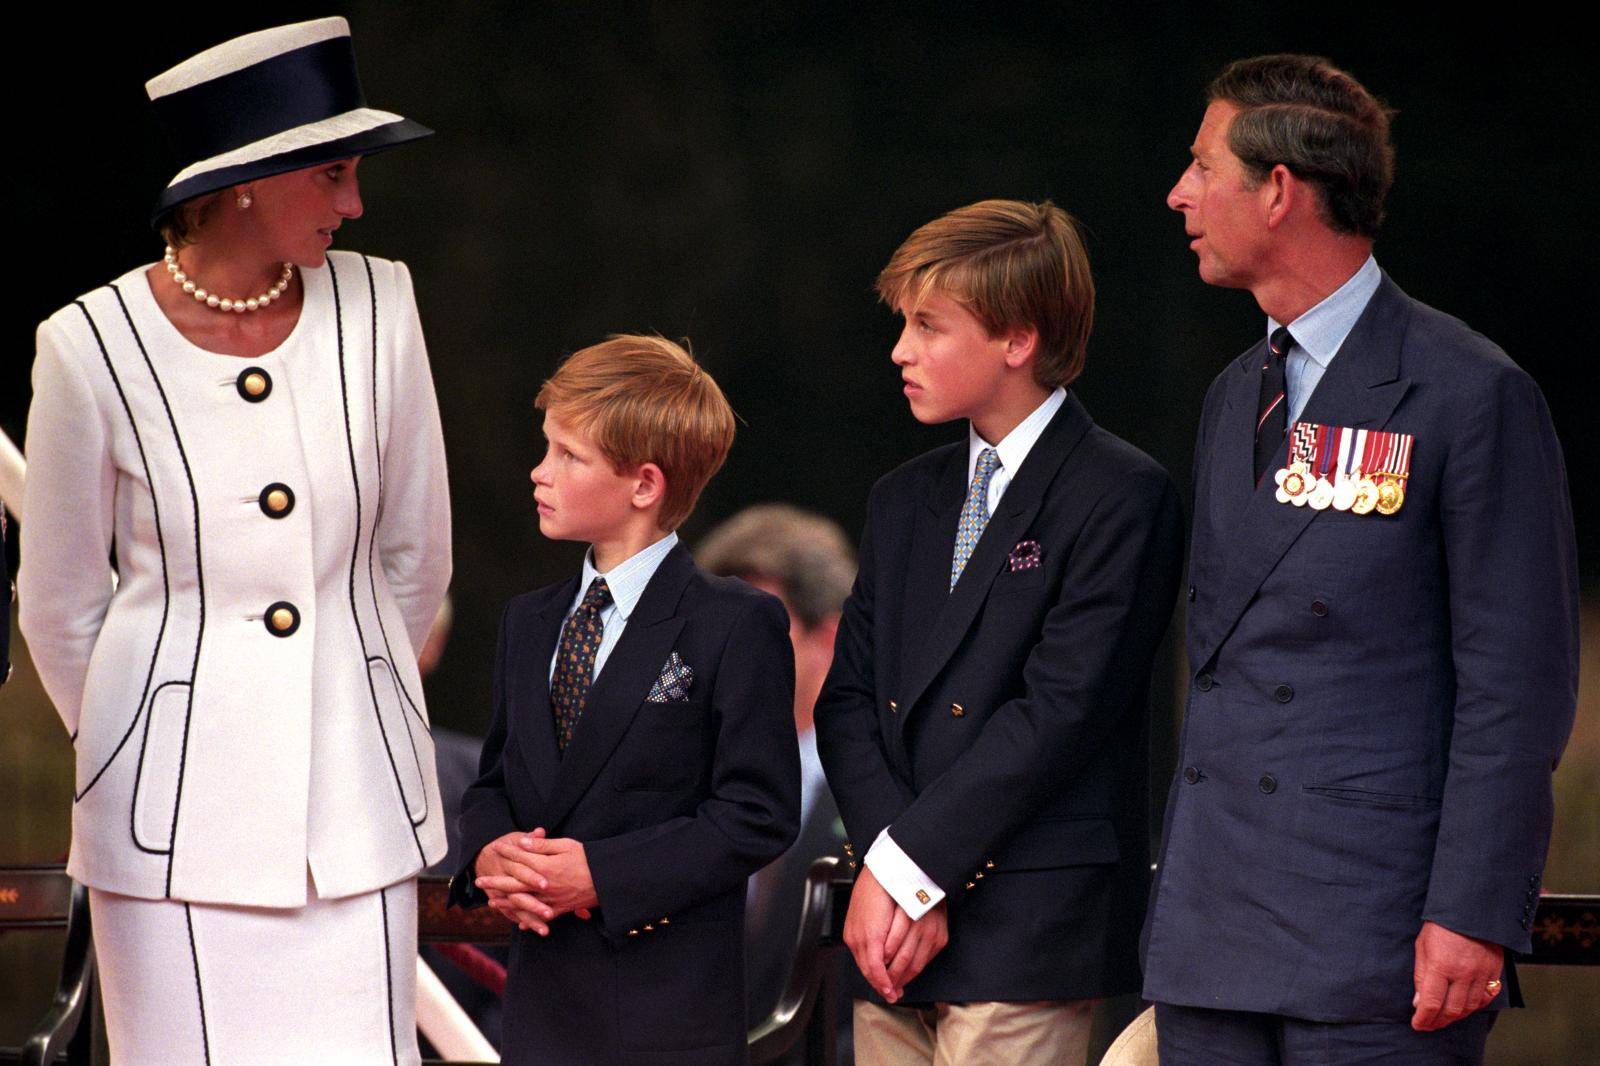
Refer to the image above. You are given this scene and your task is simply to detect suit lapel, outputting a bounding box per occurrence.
[900,448,967,673]
[513,579,577,806]
[1193,276,1414,672]
[896,394,1094,720]
[541,544,694,829]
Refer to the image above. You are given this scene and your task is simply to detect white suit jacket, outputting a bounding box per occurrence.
[20,251,451,907]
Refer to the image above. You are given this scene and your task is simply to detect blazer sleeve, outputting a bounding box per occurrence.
[584,594,801,941]
[18,319,118,737]
[887,467,1185,893]
[1421,364,1579,952]
[376,261,452,655]
[813,477,917,850]
[448,600,523,908]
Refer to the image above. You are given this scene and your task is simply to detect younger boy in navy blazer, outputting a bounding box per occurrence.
[450,335,800,1066]
[816,201,1184,1064]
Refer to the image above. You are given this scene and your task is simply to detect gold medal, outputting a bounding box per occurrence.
[1275,463,1310,504]
[1351,476,1379,515]
[1375,475,1405,515]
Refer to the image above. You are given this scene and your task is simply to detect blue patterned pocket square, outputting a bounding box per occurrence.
[647,651,694,702]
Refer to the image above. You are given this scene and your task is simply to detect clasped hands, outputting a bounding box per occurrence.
[474,827,599,936]
[843,866,949,1003]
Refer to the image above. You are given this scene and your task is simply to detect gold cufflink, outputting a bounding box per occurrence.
[915,889,930,905]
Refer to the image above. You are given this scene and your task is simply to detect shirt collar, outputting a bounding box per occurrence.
[577,531,679,622]
[967,386,1067,480]
[1268,255,1382,369]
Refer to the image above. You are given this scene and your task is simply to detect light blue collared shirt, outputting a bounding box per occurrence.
[965,386,1068,515]
[1269,255,1383,425]
[548,531,679,683]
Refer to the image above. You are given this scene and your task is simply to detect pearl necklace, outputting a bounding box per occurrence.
[163,245,293,313]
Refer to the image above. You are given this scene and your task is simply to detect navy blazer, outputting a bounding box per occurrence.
[450,544,801,1066]
[1141,276,1580,1023]
[816,394,1185,1002]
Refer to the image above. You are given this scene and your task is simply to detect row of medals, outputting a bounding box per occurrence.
[1274,462,1406,515]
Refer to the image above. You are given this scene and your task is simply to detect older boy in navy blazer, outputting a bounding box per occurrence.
[450,335,800,1066]
[816,200,1185,1064]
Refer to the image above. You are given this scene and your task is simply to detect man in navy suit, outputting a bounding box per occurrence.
[817,199,1184,1064]
[450,335,800,1066]
[1142,55,1579,1064]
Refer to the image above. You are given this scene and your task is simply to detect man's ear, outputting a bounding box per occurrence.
[1264,163,1298,230]
[1002,325,1040,370]
[632,462,667,512]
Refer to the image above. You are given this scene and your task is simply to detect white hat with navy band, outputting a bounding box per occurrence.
[146,17,432,225]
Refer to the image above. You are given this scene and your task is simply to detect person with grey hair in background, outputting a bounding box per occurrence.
[697,503,858,1056]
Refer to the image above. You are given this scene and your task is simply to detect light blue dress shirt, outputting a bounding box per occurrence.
[1269,255,1383,425]
[548,531,679,683]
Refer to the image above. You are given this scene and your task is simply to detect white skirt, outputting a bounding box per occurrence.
[89,876,419,1066]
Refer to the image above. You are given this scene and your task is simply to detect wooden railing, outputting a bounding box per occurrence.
[4,861,1595,1065]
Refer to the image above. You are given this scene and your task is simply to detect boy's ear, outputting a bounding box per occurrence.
[1001,325,1040,370]
[631,462,667,512]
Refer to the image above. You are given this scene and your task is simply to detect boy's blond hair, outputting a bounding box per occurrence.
[875,199,1095,390]
[536,334,735,531]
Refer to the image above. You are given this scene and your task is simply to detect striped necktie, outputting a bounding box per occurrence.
[951,448,1001,589]
[1254,326,1293,485]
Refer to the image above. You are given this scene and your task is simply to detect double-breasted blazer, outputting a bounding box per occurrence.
[450,544,801,1066]
[816,394,1185,1002]
[1140,275,1580,1022]
[20,251,452,906]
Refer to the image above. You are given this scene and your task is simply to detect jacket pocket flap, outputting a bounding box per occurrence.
[994,816,1119,871]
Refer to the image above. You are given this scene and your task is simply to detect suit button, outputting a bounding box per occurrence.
[264,601,301,637]
[1311,600,1328,617]
[1196,673,1214,691]
[236,367,273,402]
[1188,585,1197,602]
[1258,774,1277,794]
[1274,684,1294,703]
[951,702,965,718]
[888,699,898,713]
[259,483,296,518]
[1183,766,1201,785]
[628,929,639,937]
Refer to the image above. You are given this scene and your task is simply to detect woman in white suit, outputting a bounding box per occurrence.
[20,18,450,1064]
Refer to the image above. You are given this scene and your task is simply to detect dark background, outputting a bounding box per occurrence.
[6,7,1596,750]
[10,2,1595,733]
[4,3,1599,1061]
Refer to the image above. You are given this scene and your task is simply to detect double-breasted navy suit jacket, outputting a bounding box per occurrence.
[816,394,1185,1002]
[1141,276,1580,1022]
[450,544,801,1065]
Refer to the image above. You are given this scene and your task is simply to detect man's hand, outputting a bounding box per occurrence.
[843,865,902,1002]
[1411,920,1505,1031]
[884,900,949,997]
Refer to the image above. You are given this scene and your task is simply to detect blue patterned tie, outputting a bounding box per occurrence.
[551,577,613,752]
[951,448,1001,589]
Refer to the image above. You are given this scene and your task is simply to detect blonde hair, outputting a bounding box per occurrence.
[875,199,1095,389]
[536,334,736,530]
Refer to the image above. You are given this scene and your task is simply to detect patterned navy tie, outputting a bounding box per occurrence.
[551,577,613,752]
[1255,327,1293,485]
[951,448,1001,589]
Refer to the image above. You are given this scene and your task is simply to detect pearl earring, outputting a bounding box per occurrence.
[237,191,253,209]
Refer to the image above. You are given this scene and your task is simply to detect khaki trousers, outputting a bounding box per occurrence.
[854,997,1095,1066]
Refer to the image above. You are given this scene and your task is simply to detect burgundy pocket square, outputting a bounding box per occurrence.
[1008,540,1042,571]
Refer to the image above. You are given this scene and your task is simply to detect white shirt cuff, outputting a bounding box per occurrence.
[864,829,945,920]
